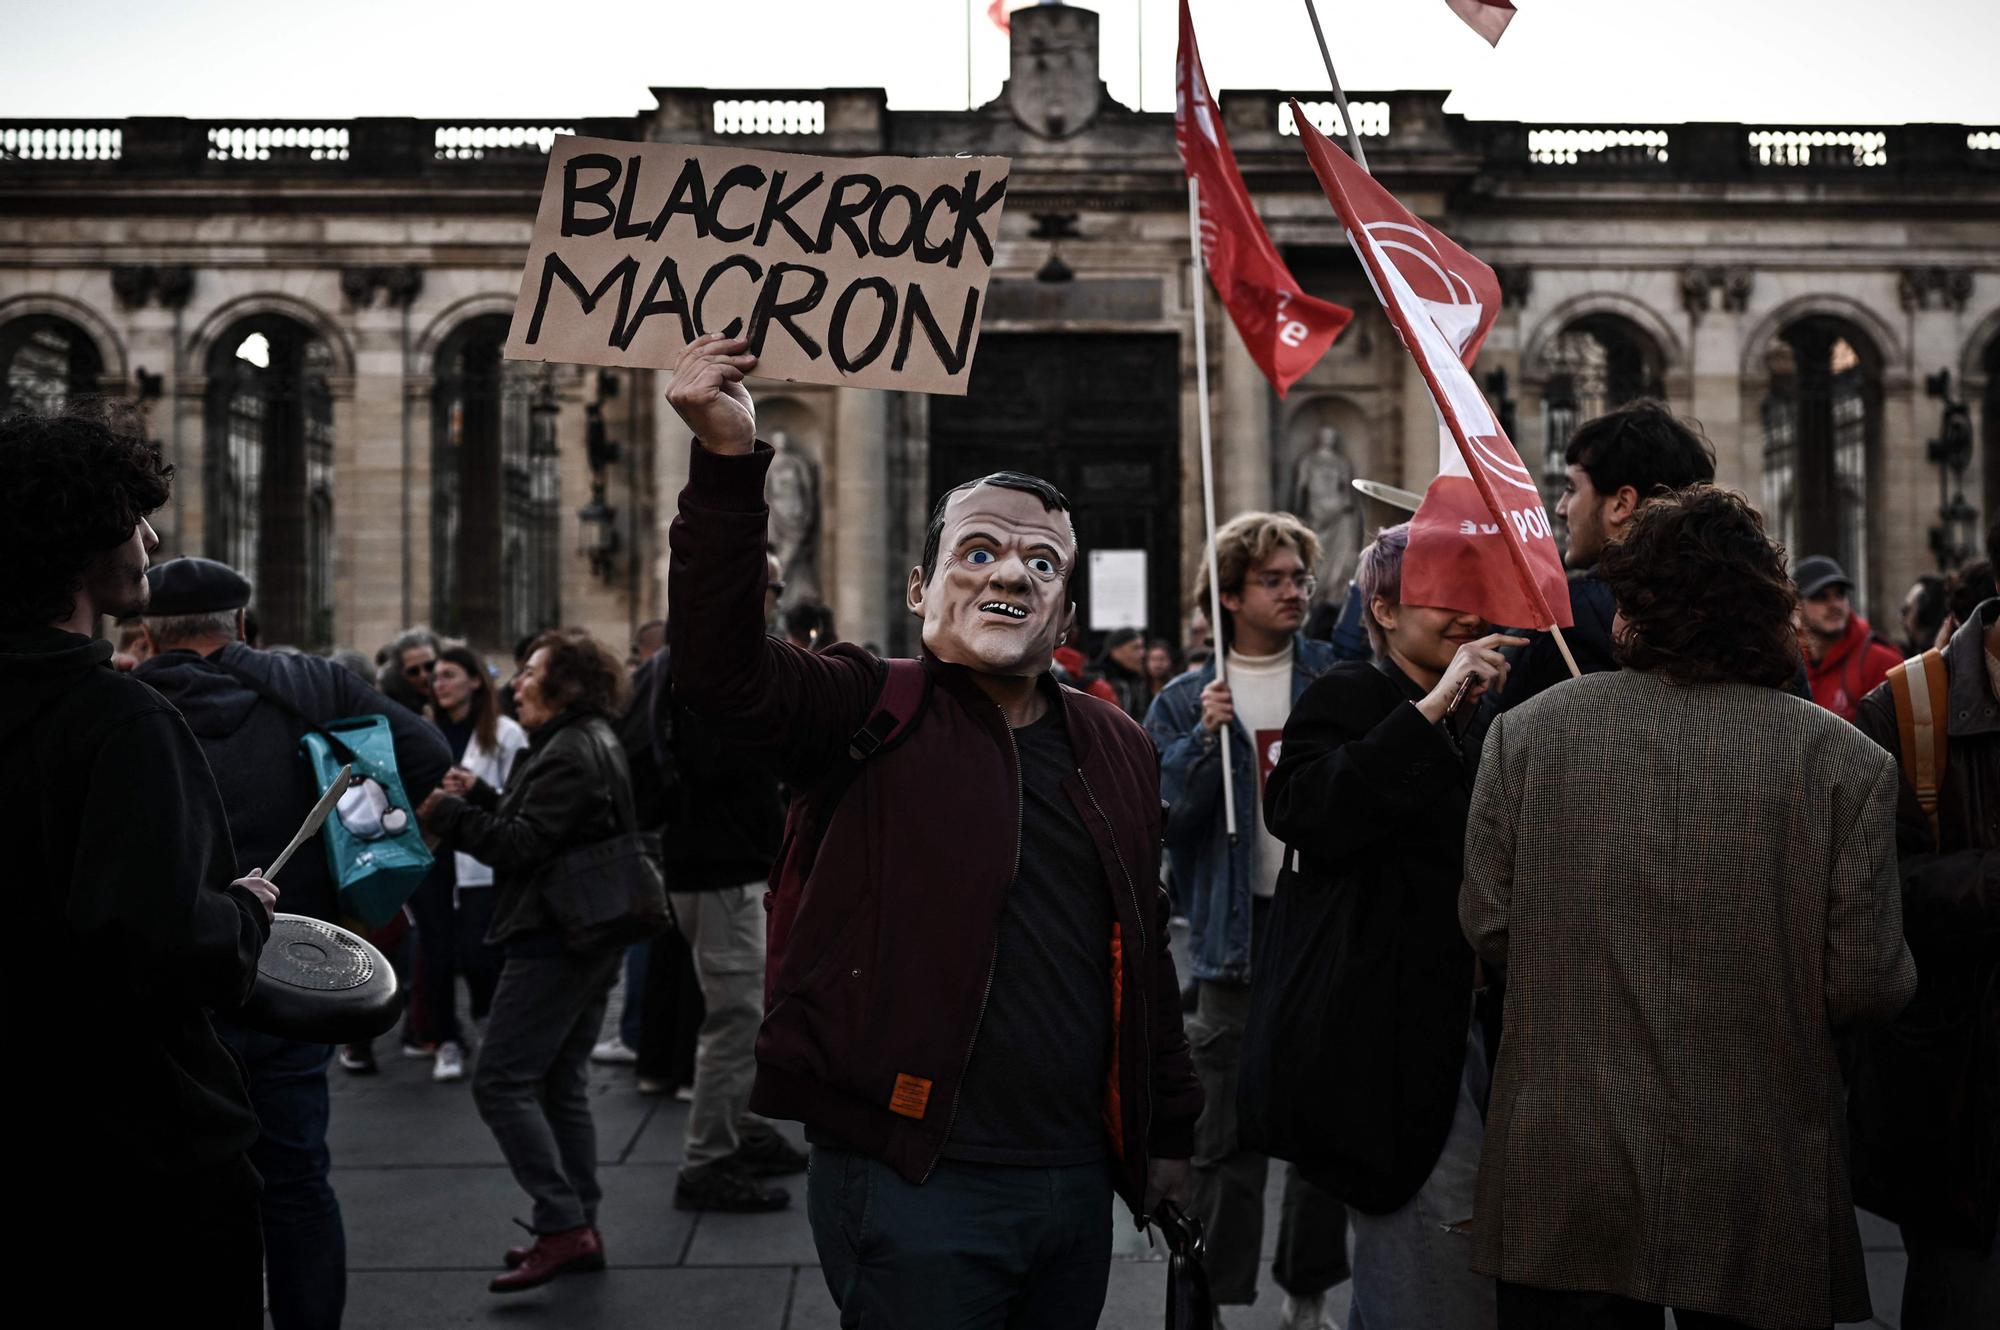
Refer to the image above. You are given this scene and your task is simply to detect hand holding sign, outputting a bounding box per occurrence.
[668,334,759,455]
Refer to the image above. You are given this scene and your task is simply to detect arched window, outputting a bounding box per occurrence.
[1760,317,1879,605]
[0,315,105,416]
[1536,313,1664,500]
[431,316,560,647]
[205,316,336,650]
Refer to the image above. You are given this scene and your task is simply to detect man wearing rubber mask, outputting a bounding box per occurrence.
[665,333,1201,1329]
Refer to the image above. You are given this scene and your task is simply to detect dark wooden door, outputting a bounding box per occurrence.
[930,334,1182,646]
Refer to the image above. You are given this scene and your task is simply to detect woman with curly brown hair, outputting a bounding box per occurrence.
[419,628,637,1294]
[1459,485,1917,1330]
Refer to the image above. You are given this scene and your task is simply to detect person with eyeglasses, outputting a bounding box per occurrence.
[1143,510,1351,1330]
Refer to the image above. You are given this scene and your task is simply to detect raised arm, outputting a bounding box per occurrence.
[665,335,883,782]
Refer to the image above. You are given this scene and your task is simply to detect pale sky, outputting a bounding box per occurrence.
[4,0,1997,126]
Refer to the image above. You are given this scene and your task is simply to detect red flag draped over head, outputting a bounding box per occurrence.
[1289,103,1569,631]
[1176,1,1351,396]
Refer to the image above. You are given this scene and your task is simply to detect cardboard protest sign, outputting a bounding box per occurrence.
[505,136,1011,396]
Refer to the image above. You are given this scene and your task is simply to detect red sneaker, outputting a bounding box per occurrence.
[489,1224,605,1293]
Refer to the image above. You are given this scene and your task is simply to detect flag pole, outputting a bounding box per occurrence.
[1301,0,1370,171]
[1187,174,1238,842]
[1549,623,1582,678]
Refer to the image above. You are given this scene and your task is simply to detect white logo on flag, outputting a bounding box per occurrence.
[1348,224,1541,500]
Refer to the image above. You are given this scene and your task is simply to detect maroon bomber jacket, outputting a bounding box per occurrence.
[667,440,1202,1214]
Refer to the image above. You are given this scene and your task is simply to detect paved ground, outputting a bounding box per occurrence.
[324,981,1910,1328]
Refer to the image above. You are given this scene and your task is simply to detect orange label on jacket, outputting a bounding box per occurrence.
[889,1073,932,1119]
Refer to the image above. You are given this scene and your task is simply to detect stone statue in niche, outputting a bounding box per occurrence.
[765,428,821,603]
[1290,425,1361,604]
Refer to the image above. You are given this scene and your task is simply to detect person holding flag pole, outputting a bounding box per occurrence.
[1145,7,1359,1326]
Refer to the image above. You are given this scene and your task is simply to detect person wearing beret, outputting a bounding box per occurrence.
[136,554,451,1330]
[1,410,277,1325]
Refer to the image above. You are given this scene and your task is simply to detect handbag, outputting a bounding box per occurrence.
[1150,1202,1215,1330]
[537,722,672,955]
[212,659,434,928]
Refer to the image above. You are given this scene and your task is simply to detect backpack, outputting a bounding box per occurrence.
[762,659,929,1003]
[1885,648,1950,845]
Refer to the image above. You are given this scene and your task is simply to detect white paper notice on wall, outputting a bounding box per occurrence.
[1088,549,1149,632]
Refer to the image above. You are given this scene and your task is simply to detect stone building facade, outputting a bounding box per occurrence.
[4,4,1996,658]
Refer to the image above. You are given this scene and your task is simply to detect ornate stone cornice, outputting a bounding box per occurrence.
[1680,265,1752,318]
[340,264,424,310]
[110,264,194,311]
[1898,265,1973,313]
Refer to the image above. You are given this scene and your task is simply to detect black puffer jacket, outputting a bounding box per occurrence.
[135,643,451,923]
[426,708,631,946]
[1,628,267,1172]
[1850,598,2000,1251]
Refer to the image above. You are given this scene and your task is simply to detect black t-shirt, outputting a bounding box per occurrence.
[438,713,476,765]
[943,707,1114,1167]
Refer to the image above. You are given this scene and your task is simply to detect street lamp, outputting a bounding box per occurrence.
[1925,369,1978,570]
[576,480,620,583]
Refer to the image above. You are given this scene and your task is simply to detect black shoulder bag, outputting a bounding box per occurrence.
[538,722,673,955]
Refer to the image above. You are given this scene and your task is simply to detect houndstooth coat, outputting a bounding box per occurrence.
[1459,670,1917,1330]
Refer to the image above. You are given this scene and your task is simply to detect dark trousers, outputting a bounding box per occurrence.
[456,885,502,1023]
[808,1146,1113,1330]
[1189,898,1351,1304]
[635,924,704,1088]
[50,1151,264,1326]
[1901,1226,2000,1330]
[216,1022,346,1330]
[408,862,462,1044]
[1496,1282,1827,1330]
[408,872,504,1044]
[473,945,621,1233]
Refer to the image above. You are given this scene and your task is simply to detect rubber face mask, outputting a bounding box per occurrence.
[909,483,1076,678]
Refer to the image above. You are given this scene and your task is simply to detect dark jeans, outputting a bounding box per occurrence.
[618,940,649,1048]
[456,885,502,1024]
[636,924,704,1088]
[807,1145,1113,1329]
[216,1021,346,1330]
[1496,1282,1827,1330]
[1189,898,1351,1304]
[409,862,462,1044]
[473,945,621,1233]
[50,1151,264,1326]
[1901,1225,2000,1330]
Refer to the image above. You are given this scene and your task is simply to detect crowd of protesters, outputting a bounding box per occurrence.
[6,372,1994,1330]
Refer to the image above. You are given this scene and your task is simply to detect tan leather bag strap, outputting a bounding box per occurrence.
[1887,649,1949,844]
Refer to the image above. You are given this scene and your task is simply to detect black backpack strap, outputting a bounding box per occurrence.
[846,658,929,761]
[789,659,930,877]
[204,654,361,768]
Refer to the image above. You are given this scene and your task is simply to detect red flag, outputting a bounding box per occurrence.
[1290,103,1569,631]
[1176,1,1351,396]
[989,0,1011,34]
[1446,0,1516,46]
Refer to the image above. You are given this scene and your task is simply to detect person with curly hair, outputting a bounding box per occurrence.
[0,408,277,1325]
[1459,485,1918,1330]
[417,627,641,1293]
